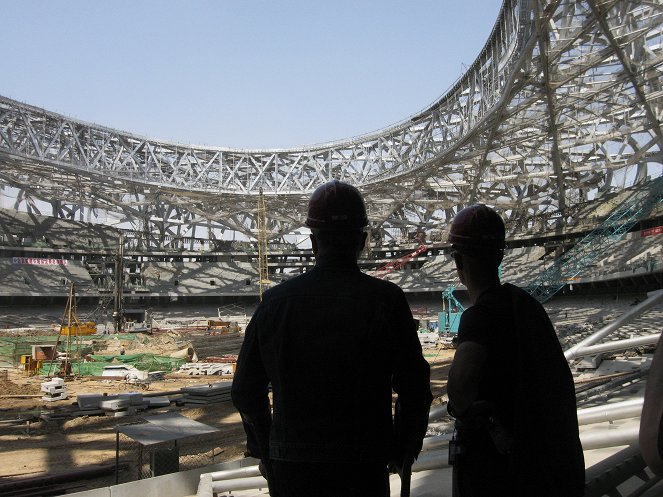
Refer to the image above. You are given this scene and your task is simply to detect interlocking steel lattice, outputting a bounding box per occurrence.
[1,0,662,249]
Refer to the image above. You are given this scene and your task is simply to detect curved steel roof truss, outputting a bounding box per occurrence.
[0,0,662,247]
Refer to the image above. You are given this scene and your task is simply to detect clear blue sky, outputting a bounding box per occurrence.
[3,1,502,149]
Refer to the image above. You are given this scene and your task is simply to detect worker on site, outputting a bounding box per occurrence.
[232,180,432,497]
[446,204,585,497]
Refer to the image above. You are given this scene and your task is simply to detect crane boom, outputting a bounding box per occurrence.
[373,244,428,278]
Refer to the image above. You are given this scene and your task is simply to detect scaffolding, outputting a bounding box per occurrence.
[46,283,86,377]
[527,176,663,303]
[257,188,270,300]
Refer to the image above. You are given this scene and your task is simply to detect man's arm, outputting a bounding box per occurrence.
[447,341,487,417]
[391,294,433,475]
[231,314,271,462]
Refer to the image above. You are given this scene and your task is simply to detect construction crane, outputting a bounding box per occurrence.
[257,188,270,300]
[440,284,464,334]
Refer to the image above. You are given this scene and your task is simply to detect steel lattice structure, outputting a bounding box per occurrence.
[1,0,662,250]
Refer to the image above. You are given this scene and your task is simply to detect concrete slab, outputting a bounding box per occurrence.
[100,398,130,410]
[147,396,171,407]
[118,392,144,405]
[78,393,116,410]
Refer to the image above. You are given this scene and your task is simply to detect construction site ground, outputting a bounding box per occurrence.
[0,303,453,495]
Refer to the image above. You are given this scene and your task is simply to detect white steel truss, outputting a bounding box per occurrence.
[0,0,662,249]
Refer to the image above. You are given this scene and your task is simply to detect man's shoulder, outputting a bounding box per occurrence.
[261,267,406,304]
[261,271,312,301]
[360,271,405,293]
[459,285,516,334]
[354,273,413,308]
[502,282,532,300]
[460,301,493,325]
[502,282,548,314]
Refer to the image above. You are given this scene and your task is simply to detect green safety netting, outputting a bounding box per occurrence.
[0,336,58,366]
[39,361,107,376]
[88,353,185,370]
[1,333,143,363]
[38,353,185,376]
[0,334,180,375]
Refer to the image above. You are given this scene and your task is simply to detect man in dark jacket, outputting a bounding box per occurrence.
[446,204,584,497]
[231,180,432,497]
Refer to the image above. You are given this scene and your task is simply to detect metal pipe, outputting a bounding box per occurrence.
[565,289,663,361]
[569,333,660,358]
[428,403,449,421]
[203,450,451,495]
[580,424,640,451]
[197,473,213,497]
[428,420,455,433]
[575,370,647,406]
[422,433,453,451]
[411,449,449,471]
[199,421,641,496]
[211,475,268,493]
[208,465,262,480]
[577,398,644,425]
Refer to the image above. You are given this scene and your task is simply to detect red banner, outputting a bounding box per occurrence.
[12,257,68,266]
[641,226,663,237]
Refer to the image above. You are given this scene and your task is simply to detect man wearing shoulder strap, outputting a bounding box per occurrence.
[446,204,584,497]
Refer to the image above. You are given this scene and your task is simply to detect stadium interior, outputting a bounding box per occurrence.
[1,0,663,496]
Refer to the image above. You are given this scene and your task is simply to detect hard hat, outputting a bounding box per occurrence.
[305,180,368,231]
[448,204,505,251]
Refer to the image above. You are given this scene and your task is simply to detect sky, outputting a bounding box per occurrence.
[2,1,502,150]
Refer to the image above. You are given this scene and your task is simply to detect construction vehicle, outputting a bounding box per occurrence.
[60,321,97,336]
[440,285,464,335]
[206,320,241,334]
[20,354,42,376]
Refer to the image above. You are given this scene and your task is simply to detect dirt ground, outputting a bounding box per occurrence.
[0,322,453,495]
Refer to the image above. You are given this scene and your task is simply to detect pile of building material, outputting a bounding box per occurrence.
[105,392,155,417]
[418,331,439,348]
[205,354,238,363]
[178,362,235,376]
[181,382,232,407]
[41,377,68,402]
[101,364,144,378]
[39,392,171,420]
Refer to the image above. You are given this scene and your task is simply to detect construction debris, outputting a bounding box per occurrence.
[178,362,235,376]
[41,377,68,402]
[181,382,232,407]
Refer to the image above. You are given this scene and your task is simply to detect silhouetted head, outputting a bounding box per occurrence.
[448,204,505,285]
[306,180,368,257]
